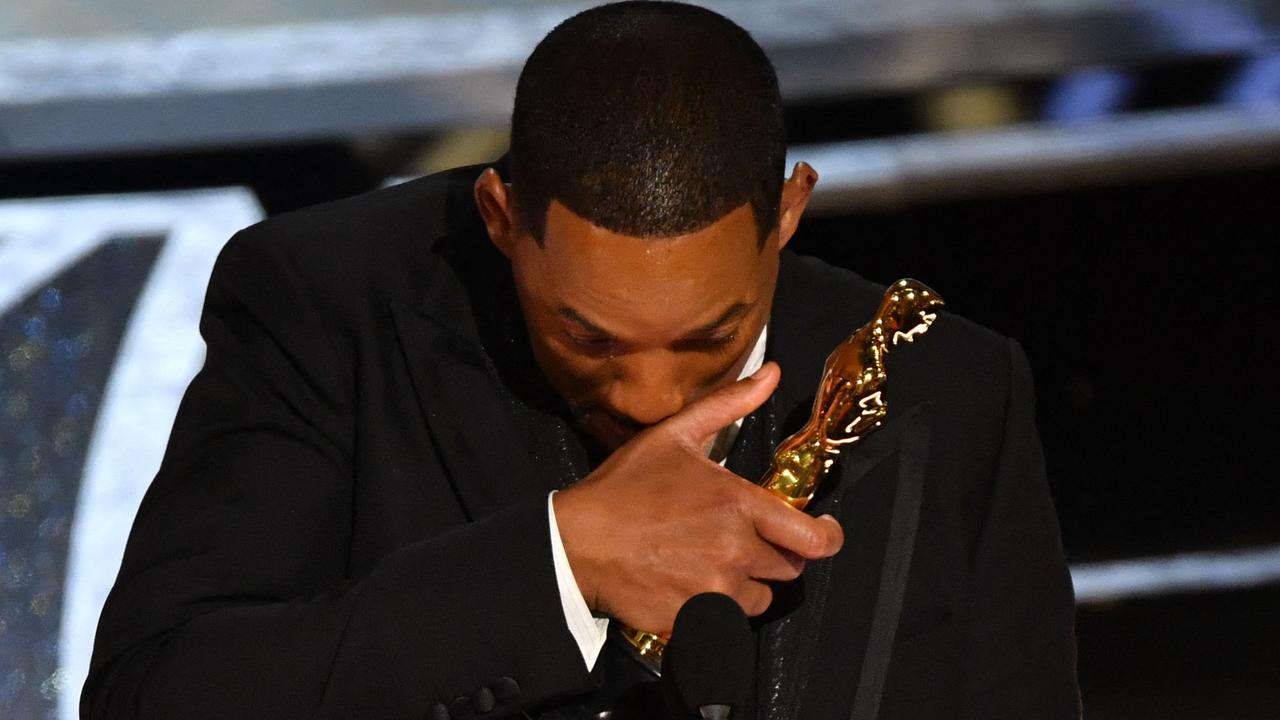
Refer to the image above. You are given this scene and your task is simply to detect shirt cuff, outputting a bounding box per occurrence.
[547,490,609,671]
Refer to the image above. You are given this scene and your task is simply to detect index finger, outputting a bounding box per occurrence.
[745,485,844,560]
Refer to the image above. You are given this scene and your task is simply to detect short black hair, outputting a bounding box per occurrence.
[510,1,786,247]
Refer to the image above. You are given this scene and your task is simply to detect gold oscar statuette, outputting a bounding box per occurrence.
[621,278,945,672]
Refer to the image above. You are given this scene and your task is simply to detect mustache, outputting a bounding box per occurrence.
[571,402,649,434]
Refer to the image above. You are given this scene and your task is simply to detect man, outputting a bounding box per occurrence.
[83,2,1080,718]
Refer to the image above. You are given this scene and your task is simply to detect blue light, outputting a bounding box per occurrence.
[1222,51,1280,106]
[38,288,61,313]
[1043,68,1135,123]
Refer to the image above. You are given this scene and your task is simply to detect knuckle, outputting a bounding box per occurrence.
[798,526,825,558]
[716,485,753,524]
[710,477,742,508]
[653,421,687,448]
[722,535,753,572]
[705,573,736,598]
[809,519,839,556]
[746,585,773,616]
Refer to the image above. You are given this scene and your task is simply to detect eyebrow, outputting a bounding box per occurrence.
[557,301,753,339]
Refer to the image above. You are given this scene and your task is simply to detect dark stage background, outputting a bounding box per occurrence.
[2,1,1278,718]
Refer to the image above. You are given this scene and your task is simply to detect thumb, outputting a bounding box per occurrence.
[665,361,780,450]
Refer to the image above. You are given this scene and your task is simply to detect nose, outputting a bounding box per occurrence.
[602,353,687,427]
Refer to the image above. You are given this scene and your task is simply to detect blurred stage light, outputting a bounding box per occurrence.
[1043,68,1137,123]
[1072,545,1280,604]
[1222,50,1280,106]
[0,188,263,720]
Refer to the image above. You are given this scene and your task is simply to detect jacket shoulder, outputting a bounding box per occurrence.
[231,163,484,266]
[779,250,1011,360]
[210,163,491,321]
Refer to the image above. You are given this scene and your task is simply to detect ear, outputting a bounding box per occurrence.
[474,167,519,259]
[775,161,818,251]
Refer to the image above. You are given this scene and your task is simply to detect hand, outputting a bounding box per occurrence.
[552,361,845,636]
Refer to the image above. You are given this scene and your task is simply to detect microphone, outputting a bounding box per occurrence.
[660,592,754,719]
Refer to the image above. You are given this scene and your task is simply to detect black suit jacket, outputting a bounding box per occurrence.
[83,161,1080,719]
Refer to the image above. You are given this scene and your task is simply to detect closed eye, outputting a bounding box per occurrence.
[673,334,738,354]
[567,333,622,357]
[568,333,737,357]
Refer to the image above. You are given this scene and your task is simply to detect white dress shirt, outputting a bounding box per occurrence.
[547,326,769,670]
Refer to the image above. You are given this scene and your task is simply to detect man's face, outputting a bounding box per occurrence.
[508,199,779,451]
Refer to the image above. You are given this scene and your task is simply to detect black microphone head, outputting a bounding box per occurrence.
[661,592,754,716]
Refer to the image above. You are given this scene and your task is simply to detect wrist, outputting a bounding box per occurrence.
[552,486,602,611]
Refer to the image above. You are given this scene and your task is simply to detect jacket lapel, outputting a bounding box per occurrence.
[753,403,932,720]
[847,402,932,720]
[390,298,550,521]
[389,185,584,521]
[753,253,936,720]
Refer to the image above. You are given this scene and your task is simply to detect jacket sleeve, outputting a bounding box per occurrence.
[961,339,1082,719]
[81,227,596,719]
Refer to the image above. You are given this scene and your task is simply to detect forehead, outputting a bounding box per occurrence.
[524,200,771,329]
